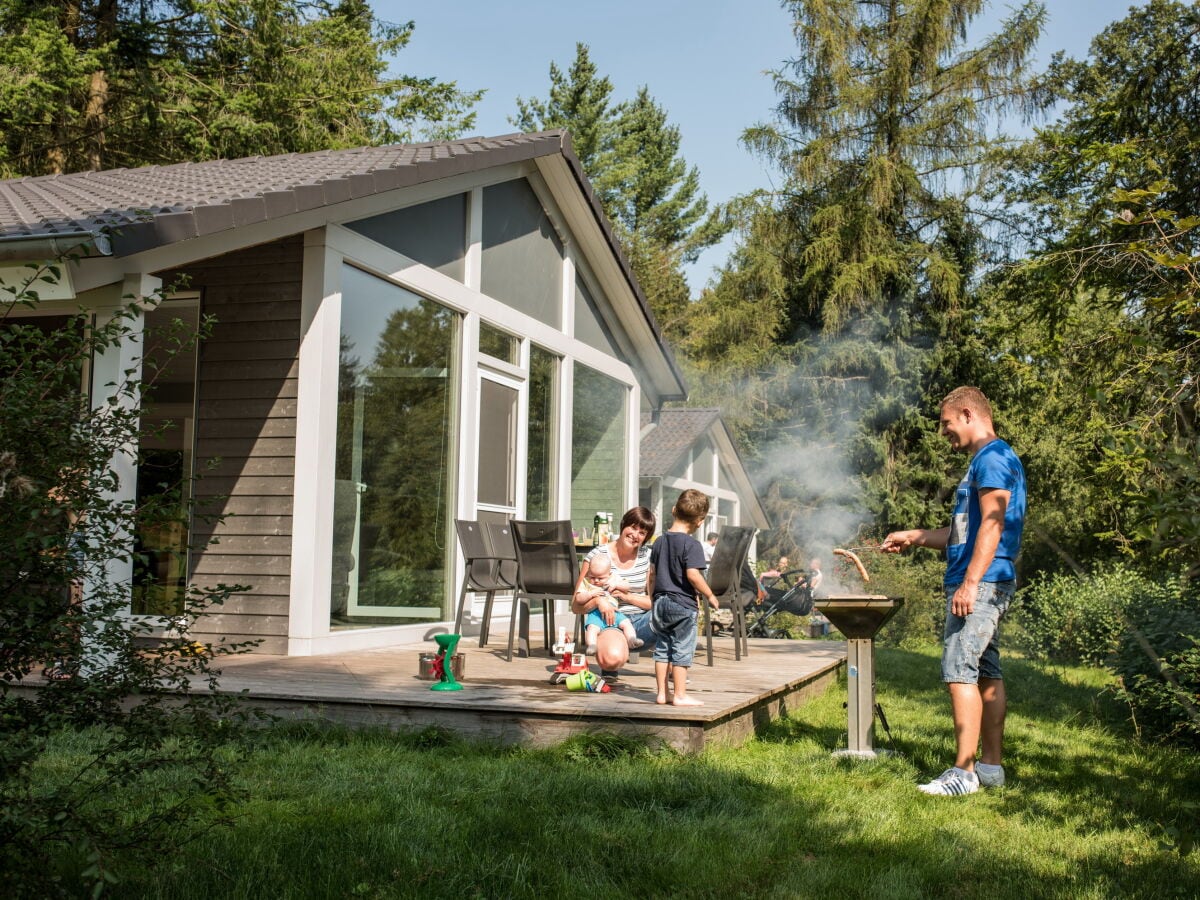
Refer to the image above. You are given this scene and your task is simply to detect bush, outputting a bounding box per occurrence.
[1110,598,1200,748]
[1,262,257,896]
[1012,563,1168,665]
[1016,563,1199,747]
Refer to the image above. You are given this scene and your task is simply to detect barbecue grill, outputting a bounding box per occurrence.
[815,595,904,759]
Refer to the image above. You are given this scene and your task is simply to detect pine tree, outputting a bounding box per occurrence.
[690,0,1046,556]
[512,45,727,337]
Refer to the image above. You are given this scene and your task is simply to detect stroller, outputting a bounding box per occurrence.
[745,569,815,639]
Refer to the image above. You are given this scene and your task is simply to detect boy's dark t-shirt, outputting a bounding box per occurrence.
[650,531,707,603]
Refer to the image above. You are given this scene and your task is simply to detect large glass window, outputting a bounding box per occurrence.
[477,377,518,508]
[133,304,199,615]
[570,363,626,535]
[526,346,557,519]
[345,194,467,281]
[332,265,458,628]
[481,178,563,327]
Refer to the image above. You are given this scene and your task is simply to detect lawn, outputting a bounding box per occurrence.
[48,646,1200,898]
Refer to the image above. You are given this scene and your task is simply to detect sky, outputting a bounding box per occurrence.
[375,1,1146,294]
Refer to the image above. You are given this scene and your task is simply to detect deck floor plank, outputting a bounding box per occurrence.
[209,635,848,751]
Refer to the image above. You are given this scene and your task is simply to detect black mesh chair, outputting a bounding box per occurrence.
[507,520,577,662]
[701,525,756,666]
[481,521,520,647]
[453,519,516,645]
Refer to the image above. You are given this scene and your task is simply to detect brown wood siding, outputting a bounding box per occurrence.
[157,236,302,654]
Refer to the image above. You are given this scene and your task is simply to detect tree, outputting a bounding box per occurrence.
[682,0,1049,558]
[995,0,1200,576]
[0,262,257,895]
[743,0,1046,334]
[512,44,727,334]
[0,0,482,177]
[513,42,617,180]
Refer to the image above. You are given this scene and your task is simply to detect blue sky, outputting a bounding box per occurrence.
[375,1,1145,293]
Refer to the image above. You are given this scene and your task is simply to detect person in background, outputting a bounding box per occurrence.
[882,386,1026,797]
[703,532,719,562]
[761,555,790,579]
[807,558,823,595]
[650,489,718,706]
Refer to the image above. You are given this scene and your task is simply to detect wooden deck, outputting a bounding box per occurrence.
[208,635,847,752]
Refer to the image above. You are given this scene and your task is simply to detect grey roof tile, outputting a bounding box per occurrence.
[640,408,723,477]
[0,132,563,254]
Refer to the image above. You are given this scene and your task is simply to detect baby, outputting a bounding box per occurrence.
[576,554,643,654]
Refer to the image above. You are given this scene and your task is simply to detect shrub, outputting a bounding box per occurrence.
[1110,598,1200,748]
[1012,563,1172,665]
[1016,563,1199,748]
[1,262,257,896]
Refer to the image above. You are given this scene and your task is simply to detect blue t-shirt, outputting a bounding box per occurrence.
[944,438,1026,587]
[650,531,708,603]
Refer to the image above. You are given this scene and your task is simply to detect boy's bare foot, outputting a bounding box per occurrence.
[655,694,669,705]
[672,696,704,706]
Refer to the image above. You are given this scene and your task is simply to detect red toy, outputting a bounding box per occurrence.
[549,626,590,685]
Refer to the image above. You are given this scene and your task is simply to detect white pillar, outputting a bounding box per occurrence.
[83,273,159,672]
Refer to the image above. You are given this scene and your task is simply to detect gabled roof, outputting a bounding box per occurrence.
[639,408,770,528]
[0,130,686,399]
[640,408,723,477]
[0,132,560,255]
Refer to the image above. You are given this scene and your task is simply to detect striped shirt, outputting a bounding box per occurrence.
[585,543,652,615]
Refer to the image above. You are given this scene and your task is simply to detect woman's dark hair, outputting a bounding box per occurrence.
[620,506,656,542]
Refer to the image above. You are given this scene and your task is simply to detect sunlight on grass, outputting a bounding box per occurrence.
[34,645,1200,899]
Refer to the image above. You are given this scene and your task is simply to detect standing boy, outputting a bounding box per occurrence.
[882,386,1026,796]
[650,489,719,706]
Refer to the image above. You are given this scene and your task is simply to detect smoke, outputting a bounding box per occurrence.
[740,328,908,595]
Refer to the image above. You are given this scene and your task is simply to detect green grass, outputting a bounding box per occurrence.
[46,647,1200,898]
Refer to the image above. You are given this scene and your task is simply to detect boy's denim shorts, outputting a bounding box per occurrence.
[651,595,699,666]
[941,581,1015,684]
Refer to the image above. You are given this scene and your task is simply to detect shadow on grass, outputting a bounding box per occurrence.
[126,719,1199,900]
[92,644,1200,899]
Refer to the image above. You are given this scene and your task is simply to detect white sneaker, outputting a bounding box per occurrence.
[918,767,979,796]
[976,763,1005,788]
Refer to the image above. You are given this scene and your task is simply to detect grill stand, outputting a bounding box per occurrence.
[814,597,904,760]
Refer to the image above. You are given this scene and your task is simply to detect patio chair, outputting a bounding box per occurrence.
[453,519,516,644]
[700,525,755,666]
[507,520,577,662]
[480,521,520,647]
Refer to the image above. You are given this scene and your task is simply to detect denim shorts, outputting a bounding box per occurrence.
[941,581,1015,684]
[651,595,698,666]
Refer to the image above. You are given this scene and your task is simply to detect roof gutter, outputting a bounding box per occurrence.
[0,230,112,262]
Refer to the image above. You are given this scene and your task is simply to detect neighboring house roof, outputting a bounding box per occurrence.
[639,408,722,478]
[639,408,770,528]
[0,130,685,398]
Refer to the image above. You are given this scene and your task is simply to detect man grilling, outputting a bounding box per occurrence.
[882,386,1027,796]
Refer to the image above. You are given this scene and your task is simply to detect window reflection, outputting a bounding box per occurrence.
[570,363,626,537]
[133,304,199,616]
[332,266,457,628]
[526,346,557,519]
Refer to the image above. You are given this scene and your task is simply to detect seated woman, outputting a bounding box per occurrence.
[570,506,657,678]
